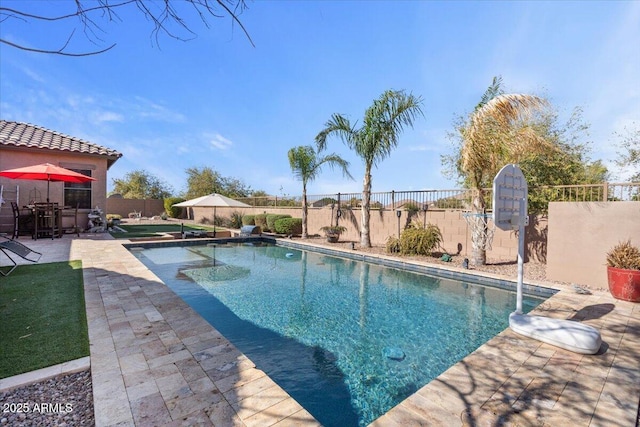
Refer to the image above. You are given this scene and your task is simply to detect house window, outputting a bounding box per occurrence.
[64,169,92,209]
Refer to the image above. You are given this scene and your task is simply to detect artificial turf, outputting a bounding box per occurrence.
[0,260,89,379]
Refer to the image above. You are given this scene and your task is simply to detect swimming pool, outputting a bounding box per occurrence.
[130,241,548,426]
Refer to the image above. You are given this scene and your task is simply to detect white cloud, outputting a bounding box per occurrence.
[207,133,234,150]
[21,66,45,83]
[132,96,186,123]
[92,111,124,123]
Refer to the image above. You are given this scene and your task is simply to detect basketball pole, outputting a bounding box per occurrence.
[515,196,525,315]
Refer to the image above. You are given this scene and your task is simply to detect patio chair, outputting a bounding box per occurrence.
[0,235,42,276]
[10,202,34,239]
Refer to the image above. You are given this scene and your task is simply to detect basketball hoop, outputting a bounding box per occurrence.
[462,212,496,250]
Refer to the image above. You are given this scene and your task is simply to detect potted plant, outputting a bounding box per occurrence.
[320,225,347,243]
[606,240,640,302]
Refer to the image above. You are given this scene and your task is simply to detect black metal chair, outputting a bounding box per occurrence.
[10,202,34,239]
[0,235,42,276]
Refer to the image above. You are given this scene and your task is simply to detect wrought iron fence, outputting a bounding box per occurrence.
[237,182,639,211]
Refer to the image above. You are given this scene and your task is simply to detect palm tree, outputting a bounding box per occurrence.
[288,145,352,238]
[460,91,551,265]
[316,89,424,247]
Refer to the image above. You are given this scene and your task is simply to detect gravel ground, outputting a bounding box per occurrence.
[0,370,93,427]
[299,236,557,282]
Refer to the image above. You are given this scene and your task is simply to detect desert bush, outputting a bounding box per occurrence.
[267,214,291,231]
[254,213,268,231]
[164,197,185,218]
[106,214,122,221]
[229,211,243,229]
[242,214,256,225]
[607,240,640,270]
[386,236,400,253]
[404,202,420,214]
[274,218,302,236]
[399,223,443,256]
[213,215,225,227]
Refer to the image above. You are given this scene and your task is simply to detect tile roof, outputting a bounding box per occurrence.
[0,120,122,163]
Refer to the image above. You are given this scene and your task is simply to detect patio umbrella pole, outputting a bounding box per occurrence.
[213,207,216,238]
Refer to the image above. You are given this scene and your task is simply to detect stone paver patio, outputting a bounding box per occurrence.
[1,234,638,426]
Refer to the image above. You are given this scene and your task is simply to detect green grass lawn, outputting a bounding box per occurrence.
[110,223,216,239]
[0,261,89,379]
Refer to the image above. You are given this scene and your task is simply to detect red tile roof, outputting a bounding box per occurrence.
[0,120,122,166]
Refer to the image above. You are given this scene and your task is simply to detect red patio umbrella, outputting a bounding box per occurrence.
[0,162,96,202]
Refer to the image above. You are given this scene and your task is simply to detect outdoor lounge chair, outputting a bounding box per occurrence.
[0,235,42,276]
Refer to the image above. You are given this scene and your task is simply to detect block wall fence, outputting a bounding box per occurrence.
[187,205,543,262]
[106,199,640,288]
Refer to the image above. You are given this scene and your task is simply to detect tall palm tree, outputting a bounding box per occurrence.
[460,92,551,265]
[288,145,352,238]
[316,89,424,247]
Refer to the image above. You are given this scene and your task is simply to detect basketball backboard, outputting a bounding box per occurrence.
[492,164,528,231]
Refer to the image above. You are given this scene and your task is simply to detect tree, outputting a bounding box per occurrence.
[288,145,352,238]
[615,124,640,181]
[443,77,551,266]
[0,0,252,57]
[111,170,173,199]
[184,166,252,200]
[316,89,424,247]
[518,106,609,212]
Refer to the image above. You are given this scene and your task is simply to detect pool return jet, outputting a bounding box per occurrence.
[492,164,602,355]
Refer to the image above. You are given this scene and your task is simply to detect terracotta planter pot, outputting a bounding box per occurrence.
[326,234,340,243]
[607,266,640,302]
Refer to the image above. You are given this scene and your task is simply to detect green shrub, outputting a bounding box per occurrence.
[242,215,256,225]
[213,215,225,227]
[164,197,185,218]
[254,213,268,231]
[404,202,420,213]
[229,211,243,229]
[386,236,400,253]
[399,223,443,256]
[274,218,302,236]
[267,214,291,231]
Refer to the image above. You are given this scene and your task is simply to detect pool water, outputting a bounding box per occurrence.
[132,243,545,426]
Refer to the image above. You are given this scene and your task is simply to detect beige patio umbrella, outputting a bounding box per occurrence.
[173,193,250,237]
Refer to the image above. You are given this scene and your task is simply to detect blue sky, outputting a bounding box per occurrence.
[1,1,638,197]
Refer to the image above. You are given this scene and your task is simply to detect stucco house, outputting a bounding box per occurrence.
[0,119,122,234]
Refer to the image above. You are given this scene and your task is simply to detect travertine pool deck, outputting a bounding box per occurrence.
[2,234,639,426]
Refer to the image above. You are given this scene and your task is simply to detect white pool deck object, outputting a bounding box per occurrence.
[493,164,602,355]
[509,313,602,354]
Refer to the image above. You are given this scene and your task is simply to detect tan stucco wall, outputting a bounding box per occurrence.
[189,206,535,261]
[106,198,165,218]
[0,148,110,232]
[547,201,640,287]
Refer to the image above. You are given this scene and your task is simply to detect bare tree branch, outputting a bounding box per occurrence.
[0,37,116,57]
[0,0,252,56]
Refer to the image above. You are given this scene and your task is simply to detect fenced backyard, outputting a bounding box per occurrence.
[236,182,640,211]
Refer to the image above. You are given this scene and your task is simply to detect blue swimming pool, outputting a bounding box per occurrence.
[131,242,548,426]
